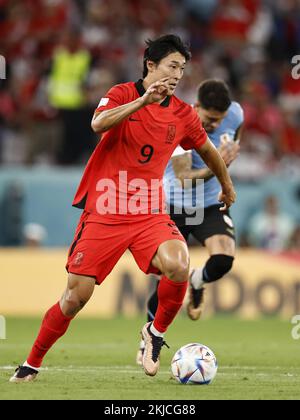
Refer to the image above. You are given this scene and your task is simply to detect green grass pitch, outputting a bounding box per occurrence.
[0,316,300,400]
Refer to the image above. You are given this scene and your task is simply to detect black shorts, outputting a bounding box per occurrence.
[169,204,236,245]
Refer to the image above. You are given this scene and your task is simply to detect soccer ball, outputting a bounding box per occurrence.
[171,343,218,385]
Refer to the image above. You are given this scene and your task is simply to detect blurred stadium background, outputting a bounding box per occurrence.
[0,0,300,319]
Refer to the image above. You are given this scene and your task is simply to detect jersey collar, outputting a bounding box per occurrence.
[135,79,171,107]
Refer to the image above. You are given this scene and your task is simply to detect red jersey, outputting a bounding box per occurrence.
[73,80,207,218]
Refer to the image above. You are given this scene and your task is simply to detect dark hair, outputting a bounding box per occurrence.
[143,34,191,78]
[197,79,231,112]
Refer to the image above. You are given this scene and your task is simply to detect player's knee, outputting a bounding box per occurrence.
[62,290,89,316]
[205,254,234,282]
[66,292,89,308]
[62,274,95,315]
[163,257,189,282]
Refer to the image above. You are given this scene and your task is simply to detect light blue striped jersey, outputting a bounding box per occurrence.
[164,101,244,209]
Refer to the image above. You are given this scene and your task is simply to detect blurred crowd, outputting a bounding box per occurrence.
[0,0,299,173]
[240,194,300,252]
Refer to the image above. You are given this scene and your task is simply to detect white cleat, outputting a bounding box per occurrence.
[9,366,38,383]
[140,322,169,377]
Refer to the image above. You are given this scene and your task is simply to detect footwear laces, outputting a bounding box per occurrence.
[149,331,170,362]
[15,365,38,378]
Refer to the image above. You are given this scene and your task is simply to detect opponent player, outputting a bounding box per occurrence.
[137,79,243,364]
[10,35,236,382]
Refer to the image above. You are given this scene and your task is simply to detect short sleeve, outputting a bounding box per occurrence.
[95,84,127,113]
[232,102,244,128]
[180,108,207,151]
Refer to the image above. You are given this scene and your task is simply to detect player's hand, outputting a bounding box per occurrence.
[218,183,236,211]
[218,138,240,167]
[141,78,171,105]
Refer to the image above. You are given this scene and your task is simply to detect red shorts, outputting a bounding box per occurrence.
[66,212,186,285]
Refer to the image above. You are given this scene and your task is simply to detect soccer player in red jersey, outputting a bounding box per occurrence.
[10,35,236,382]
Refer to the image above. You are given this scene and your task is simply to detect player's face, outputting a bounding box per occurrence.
[149,52,186,96]
[195,106,228,133]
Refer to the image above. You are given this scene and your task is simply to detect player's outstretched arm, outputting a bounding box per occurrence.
[196,137,236,210]
[91,97,146,133]
[91,78,172,133]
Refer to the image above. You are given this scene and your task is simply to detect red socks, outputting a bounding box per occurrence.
[27,302,73,368]
[26,278,187,367]
[153,275,188,333]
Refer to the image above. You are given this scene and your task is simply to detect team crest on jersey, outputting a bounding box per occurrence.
[74,252,84,266]
[220,133,231,142]
[165,125,176,144]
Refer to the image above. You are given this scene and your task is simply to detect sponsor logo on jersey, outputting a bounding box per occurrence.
[129,116,141,122]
